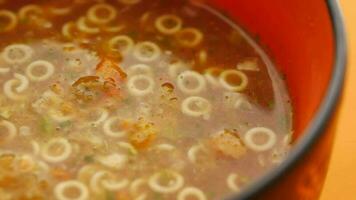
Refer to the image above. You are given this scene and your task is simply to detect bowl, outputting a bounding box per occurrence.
[205,0,347,199]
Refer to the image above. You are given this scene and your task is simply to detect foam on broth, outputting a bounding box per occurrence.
[0,0,292,199]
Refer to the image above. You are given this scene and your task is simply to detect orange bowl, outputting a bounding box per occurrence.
[206,0,347,199]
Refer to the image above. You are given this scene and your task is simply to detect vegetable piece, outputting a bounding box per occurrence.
[210,130,247,159]
[39,117,54,135]
[129,120,157,149]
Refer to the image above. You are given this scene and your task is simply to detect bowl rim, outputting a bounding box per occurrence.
[227,1,347,199]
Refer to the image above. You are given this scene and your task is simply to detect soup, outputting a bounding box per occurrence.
[0,0,293,199]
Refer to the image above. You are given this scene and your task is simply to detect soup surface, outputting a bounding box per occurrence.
[0,0,293,199]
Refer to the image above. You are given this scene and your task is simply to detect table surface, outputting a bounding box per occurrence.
[320,0,356,199]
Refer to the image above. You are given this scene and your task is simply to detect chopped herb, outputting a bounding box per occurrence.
[39,117,54,135]
[83,155,94,163]
[59,120,72,129]
[105,191,116,200]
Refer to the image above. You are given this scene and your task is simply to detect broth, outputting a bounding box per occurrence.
[0,0,293,199]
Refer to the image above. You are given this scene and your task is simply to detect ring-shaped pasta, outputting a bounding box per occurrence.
[117,0,141,5]
[187,144,207,163]
[0,10,17,32]
[181,96,211,118]
[0,120,17,142]
[31,140,40,155]
[148,170,184,194]
[133,41,161,62]
[168,62,188,78]
[17,154,36,173]
[103,117,126,138]
[90,108,109,127]
[41,138,72,163]
[48,109,74,123]
[127,74,155,97]
[14,73,29,93]
[155,14,183,35]
[90,170,129,193]
[87,3,117,25]
[49,6,72,16]
[117,141,138,155]
[54,180,89,200]
[3,79,24,100]
[127,64,152,76]
[226,173,240,192]
[26,60,55,82]
[219,69,248,92]
[177,187,207,200]
[77,17,100,34]
[155,144,175,151]
[2,44,33,65]
[97,153,128,170]
[104,24,125,33]
[176,28,203,48]
[244,127,277,152]
[130,178,146,195]
[108,35,134,55]
[62,22,78,39]
[204,67,223,87]
[18,4,43,20]
[177,71,206,95]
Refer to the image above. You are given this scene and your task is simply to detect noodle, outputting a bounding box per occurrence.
[0,10,17,32]
[127,64,152,76]
[13,73,29,93]
[54,180,89,200]
[148,170,184,193]
[226,173,240,192]
[26,60,55,82]
[77,17,100,34]
[18,4,43,20]
[41,138,72,163]
[127,74,155,97]
[177,187,207,200]
[3,79,24,100]
[0,120,17,142]
[177,71,206,94]
[133,41,161,62]
[176,28,203,48]
[108,35,135,55]
[103,117,126,138]
[155,14,183,35]
[2,44,33,65]
[97,153,128,170]
[244,127,277,152]
[87,3,117,25]
[219,69,248,92]
[181,96,211,119]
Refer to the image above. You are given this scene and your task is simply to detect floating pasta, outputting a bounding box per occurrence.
[48,109,74,123]
[117,141,138,155]
[187,144,207,163]
[177,187,207,200]
[204,67,223,87]
[103,116,127,138]
[41,138,72,163]
[244,127,277,152]
[198,49,207,64]
[219,69,248,92]
[127,74,155,97]
[130,178,146,196]
[117,0,141,5]
[16,154,36,173]
[77,17,100,34]
[0,67,10,74]
[13,73,29,93]
[0,10,17,32]
[19,125,31,136]
[148,170,184,194]
[155,14,183,35]
[18,4,43,20]
[127,64,152,76]
[3,79,25,100]
[31,140,40,155]
[168,61,188,78]
[54,180,89,200]
[90,170,129,193]
[133,41,161,62]
[236,58,260,71]
[26,60,55,82]
[226,173,240,192]
[88,107,109,127]
[49,6,72,16]
[181,96,211,119]
[2,44,33,64]
[87,3,117,25]
[62,22,78,39]
[177,71,206,94]
[155,143,175,151]
[97,153,128,170]
[108,35,135,55]
[104,24,125,33]
[0,120,17,143]
[176,28,203,48]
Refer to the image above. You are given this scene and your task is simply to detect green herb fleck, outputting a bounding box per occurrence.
[83,155,94,163]
[39,117,54,135]
[105,191,116,200]
[59,120,72,129]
